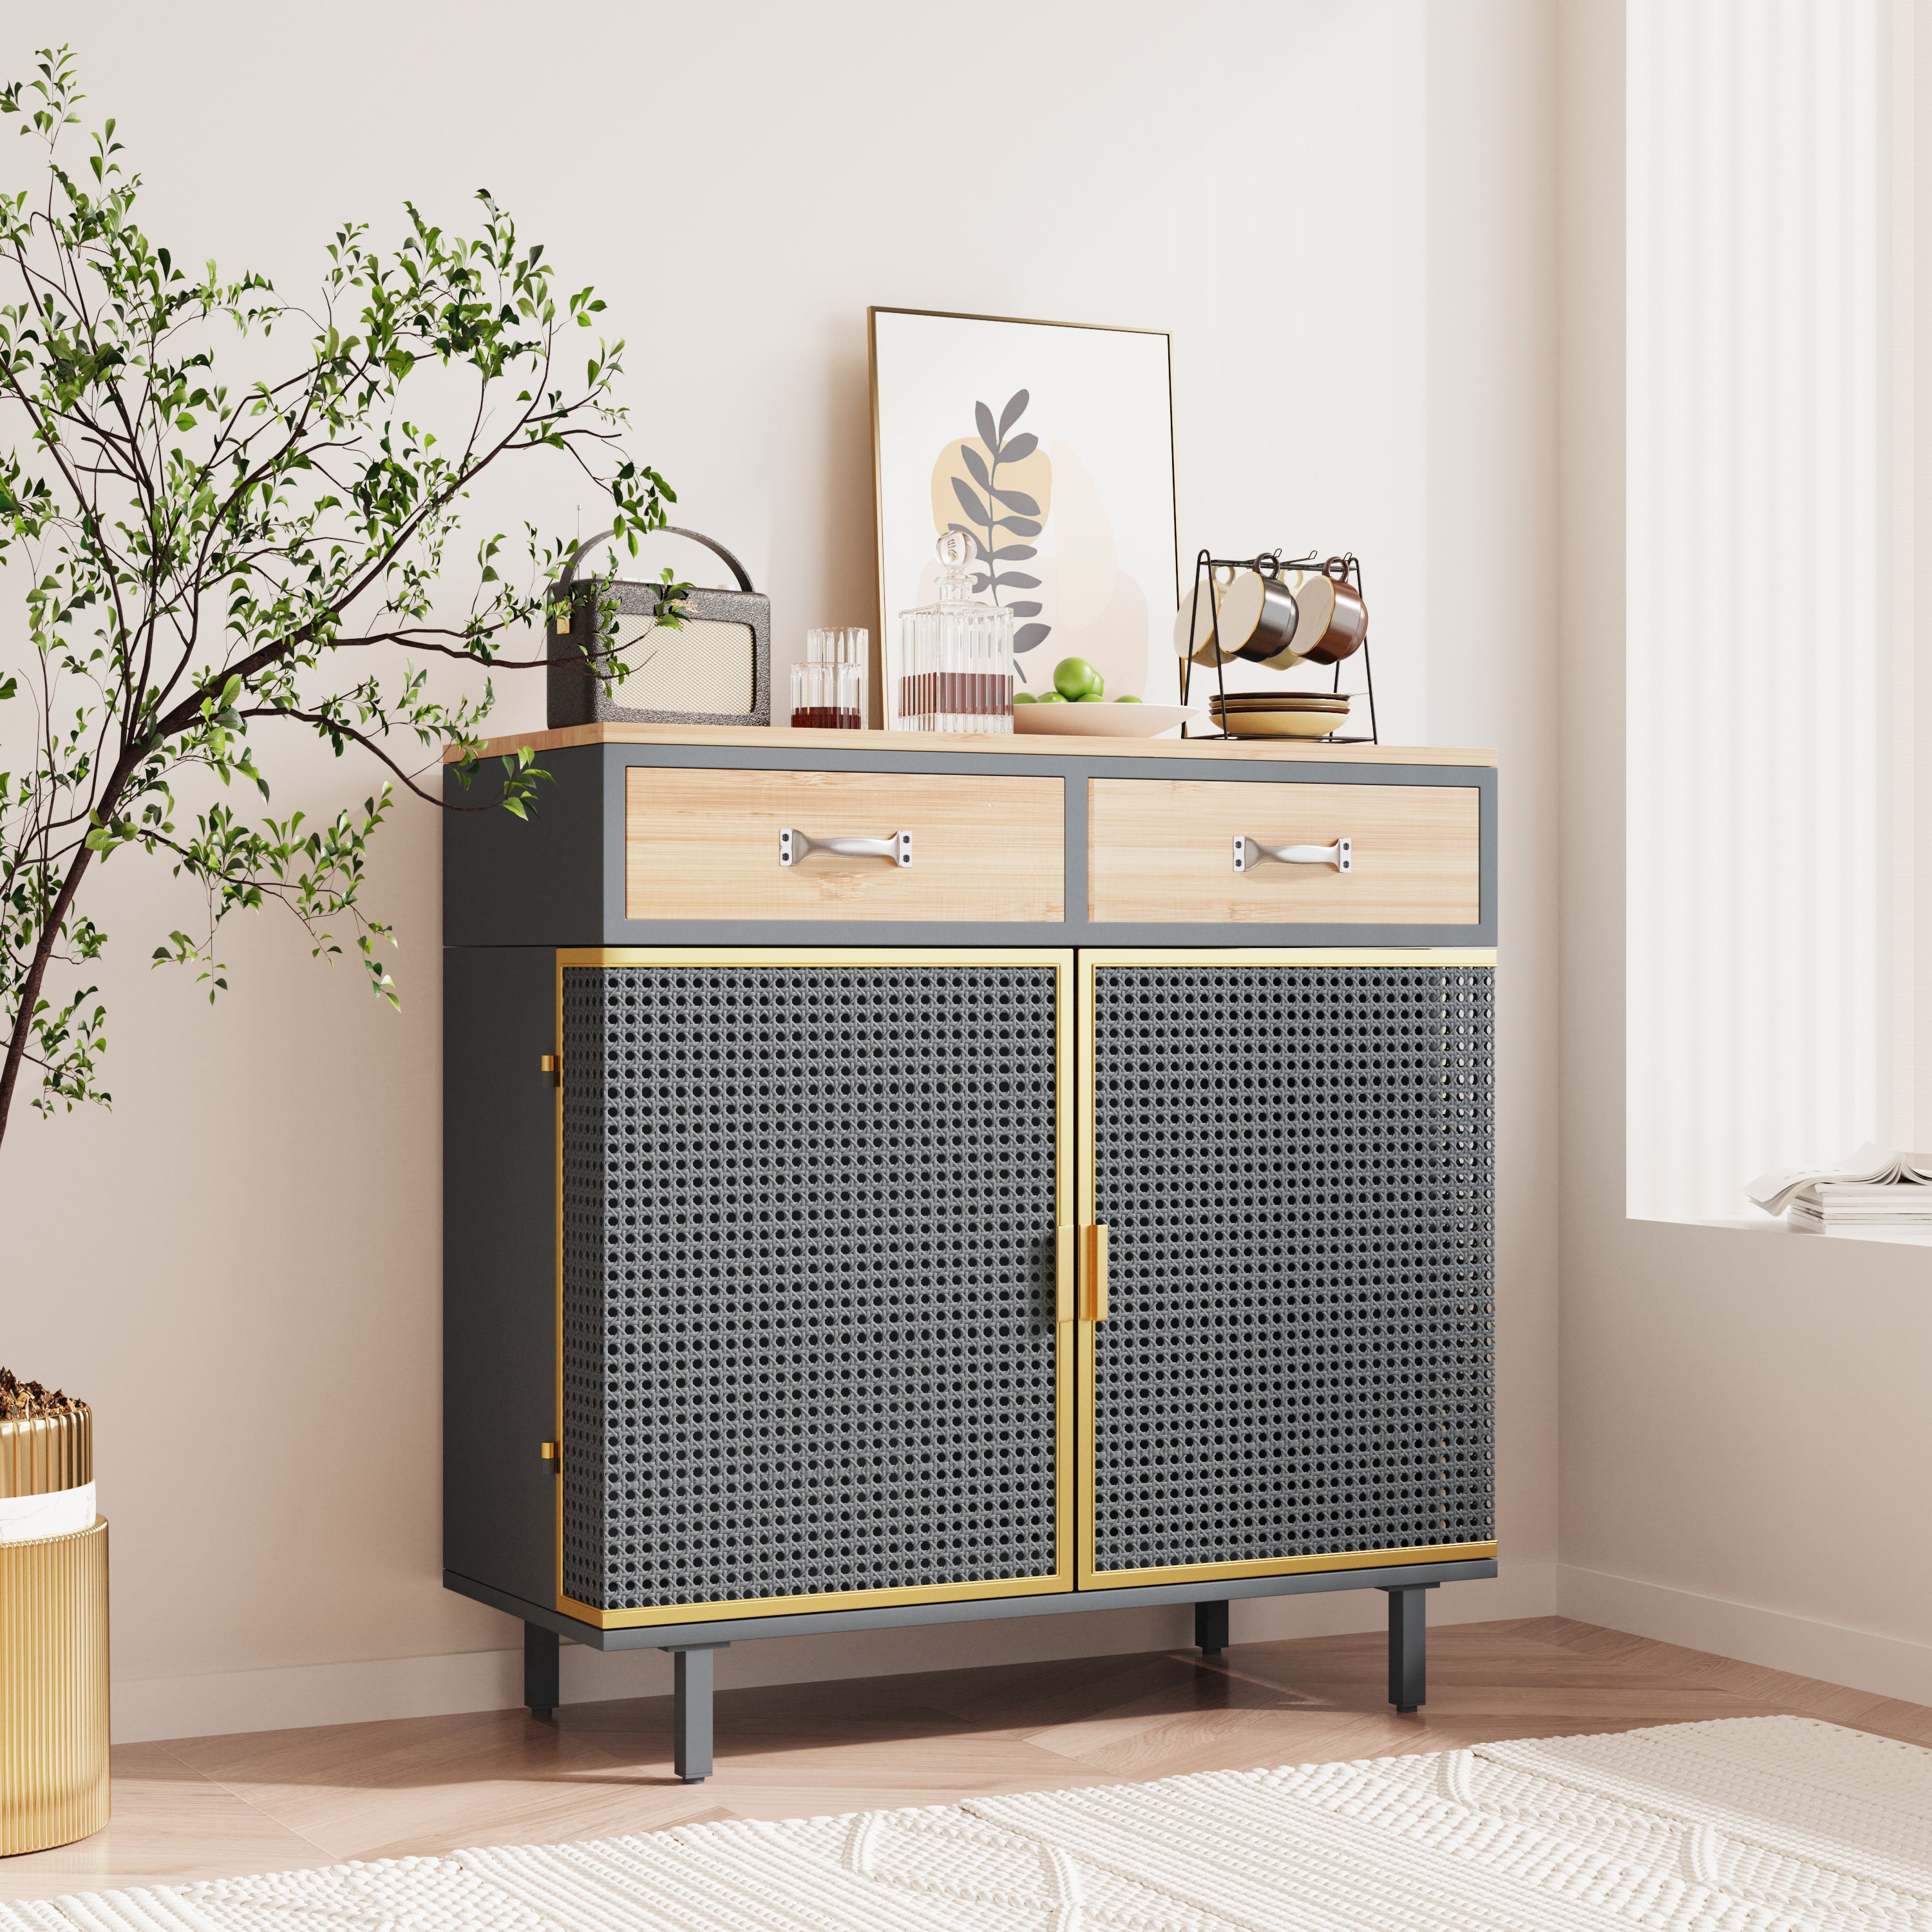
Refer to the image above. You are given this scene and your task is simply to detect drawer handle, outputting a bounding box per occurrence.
[779,828,913,868]
[1233,834,1352,874]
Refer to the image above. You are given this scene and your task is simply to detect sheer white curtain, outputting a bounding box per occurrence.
[1625,0,1906,1221]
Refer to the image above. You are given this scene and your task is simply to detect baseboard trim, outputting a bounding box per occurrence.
[111,1647,528,1746]
[116,1567,1930,1748]
[1556,1562,1932,1706]
[110,1561,1560,1745]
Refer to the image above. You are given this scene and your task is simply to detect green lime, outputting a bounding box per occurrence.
[1053,656,1103,700]
[1115,694,1142,703]
[1013,691,1036,704]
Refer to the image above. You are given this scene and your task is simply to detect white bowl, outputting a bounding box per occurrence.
[1012,702,1201,738]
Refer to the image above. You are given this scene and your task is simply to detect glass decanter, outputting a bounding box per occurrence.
[896,532,1015,734]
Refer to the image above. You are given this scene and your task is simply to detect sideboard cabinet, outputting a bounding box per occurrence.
[444,724,1497,1780]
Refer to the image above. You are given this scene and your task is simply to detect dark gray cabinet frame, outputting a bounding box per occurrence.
[443,737,1498,1777]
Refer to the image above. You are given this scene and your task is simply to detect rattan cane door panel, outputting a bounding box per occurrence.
[1079,953,1495,1587]
[556,949,1072,1629]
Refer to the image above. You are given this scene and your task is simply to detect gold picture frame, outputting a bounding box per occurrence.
[868,307,1180,725]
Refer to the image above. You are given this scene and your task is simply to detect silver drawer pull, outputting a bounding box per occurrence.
[780,828,913,868]
[1233,834,1352,873]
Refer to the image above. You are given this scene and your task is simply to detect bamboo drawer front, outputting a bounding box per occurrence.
[625,767,1065,922]
[1087,778,1480,925]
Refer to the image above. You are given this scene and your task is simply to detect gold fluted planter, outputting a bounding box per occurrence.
[1,1396,109,1857]
[1,1407,92,1499]
[1,1517,109,1855]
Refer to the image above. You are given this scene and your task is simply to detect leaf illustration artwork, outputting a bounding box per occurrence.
[929,388,1056,681]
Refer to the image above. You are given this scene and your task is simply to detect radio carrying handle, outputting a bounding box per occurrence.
[556,526,755,595]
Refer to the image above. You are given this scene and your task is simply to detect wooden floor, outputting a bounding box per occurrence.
[9,1613,1932,1904]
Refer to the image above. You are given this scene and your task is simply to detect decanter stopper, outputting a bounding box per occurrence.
[934,530,974,602]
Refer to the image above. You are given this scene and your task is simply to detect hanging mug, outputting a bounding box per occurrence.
[1293,558,1368,664]
[1215,558,1305,666]
[1173,572,1235,665]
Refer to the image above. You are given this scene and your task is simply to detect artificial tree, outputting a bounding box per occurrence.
[0,48,674,1148]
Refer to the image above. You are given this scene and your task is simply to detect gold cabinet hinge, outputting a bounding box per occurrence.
[541,1440,562,1472]
[540,1053,559,1083]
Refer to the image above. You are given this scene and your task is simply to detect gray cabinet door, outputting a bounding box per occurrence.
[556,952,1073,1629]
[1079,955,1496,1589]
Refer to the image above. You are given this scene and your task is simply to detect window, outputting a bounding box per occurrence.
[1625,0,1913,1222]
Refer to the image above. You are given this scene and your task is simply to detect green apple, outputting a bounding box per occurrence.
[1115,694,1142,703]
[1036,690,1067,703]
[1075,692,1107,702]
[1013,691,1036,703]
[1053,656,1103,700]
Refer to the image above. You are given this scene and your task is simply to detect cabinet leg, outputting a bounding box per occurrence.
[1380,1584,1432,1713]
[523,1622,560,1720]
[666,1643,726,1783]
[1194,1598,1230,1658]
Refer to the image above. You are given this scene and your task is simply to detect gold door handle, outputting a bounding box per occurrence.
[1079,1224,1110,1322]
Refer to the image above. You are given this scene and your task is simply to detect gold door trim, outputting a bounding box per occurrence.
[1076,948,1498,1589]
[1077,1542,1499,1591]
[554,946,1075,1631]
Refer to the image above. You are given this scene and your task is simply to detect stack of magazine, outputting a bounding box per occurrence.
[1747,1144,1932,1227]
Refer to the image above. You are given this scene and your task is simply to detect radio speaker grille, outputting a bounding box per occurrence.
[560,963,1061,1613]
[1090,964,1495,1575]
[609,616,753,715]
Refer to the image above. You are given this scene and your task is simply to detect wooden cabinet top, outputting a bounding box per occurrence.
[442,721,1497,770]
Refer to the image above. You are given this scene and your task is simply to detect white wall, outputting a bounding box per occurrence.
[0,0,1562,1743]
[1557,0,1932,1705]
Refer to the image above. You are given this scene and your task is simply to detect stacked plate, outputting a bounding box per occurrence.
[1208,692,1351,740]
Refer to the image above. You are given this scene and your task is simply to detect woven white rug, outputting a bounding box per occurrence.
[9,1716,1932,1930]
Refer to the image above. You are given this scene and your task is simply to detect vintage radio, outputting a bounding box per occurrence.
[545,525,771,728]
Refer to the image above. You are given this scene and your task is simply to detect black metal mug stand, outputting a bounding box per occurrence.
[1179,548,1379,746]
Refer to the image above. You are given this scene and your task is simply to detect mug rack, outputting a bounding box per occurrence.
[1177,549,1379,745]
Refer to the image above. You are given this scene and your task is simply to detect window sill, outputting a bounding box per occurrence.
[1688,1216,1932,1249]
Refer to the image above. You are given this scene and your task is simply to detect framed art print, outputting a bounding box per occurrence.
[869,307,1178,724]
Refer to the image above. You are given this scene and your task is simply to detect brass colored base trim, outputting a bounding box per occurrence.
[1079,947,1497,968]
[562,1569,1072,1631]
[1079,1540,1498,1591]
[558,946,1076,969]
[1,1516,110,1855]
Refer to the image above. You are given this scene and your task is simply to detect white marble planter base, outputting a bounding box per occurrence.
[0,1484,94,1545]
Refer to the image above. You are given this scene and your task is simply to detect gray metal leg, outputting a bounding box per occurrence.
[1379,1584,1434,1713]
[523,1622,560,1719]
[1195,1598,1230,1657]
[665,1643,727,1783]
